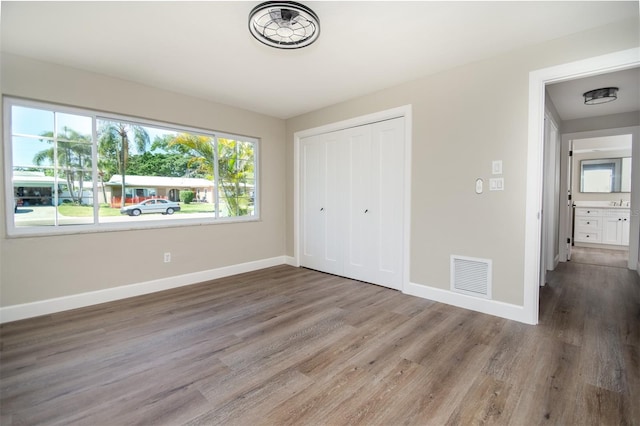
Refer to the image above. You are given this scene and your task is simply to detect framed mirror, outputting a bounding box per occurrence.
[580,157,631,193]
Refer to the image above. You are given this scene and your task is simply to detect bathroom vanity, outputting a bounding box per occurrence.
[574,202,630,247]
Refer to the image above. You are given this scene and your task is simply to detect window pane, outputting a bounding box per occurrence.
[56,113,92,141]
[13,168,57,228]
[218,138,256,217]
[97,120,216,222]
[55,169,96,226]
[12,106,54,136]
[13,136,55,168]
[57,141,93,171]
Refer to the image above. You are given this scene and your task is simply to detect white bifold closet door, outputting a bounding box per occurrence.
[300,117,404,290]
[300,131,346,276]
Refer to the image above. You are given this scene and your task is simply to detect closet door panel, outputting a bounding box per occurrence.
[300,137,323,268]
[372,118,404,289]
[344,126,377,283]
[300,133,344,275]
[323,133,344,269]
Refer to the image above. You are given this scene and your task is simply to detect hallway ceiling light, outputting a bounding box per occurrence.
[248,1,320,49]
[583,87,619,105]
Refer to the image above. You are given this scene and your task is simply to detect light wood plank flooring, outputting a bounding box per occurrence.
[1,262,638,425]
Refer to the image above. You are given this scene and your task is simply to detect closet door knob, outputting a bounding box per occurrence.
[320,207,324,211]
[364,209,369,213]
[619,218,622,221]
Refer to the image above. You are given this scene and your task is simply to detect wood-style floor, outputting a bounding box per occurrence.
[570,245,629,269]
[1,255,639,425]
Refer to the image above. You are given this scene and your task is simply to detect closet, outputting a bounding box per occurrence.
[300,117,405,290]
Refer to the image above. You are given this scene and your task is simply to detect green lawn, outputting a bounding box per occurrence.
[57,202,213,217]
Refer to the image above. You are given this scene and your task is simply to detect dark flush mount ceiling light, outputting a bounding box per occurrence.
[249,1,320,49]
[583,87,619,105]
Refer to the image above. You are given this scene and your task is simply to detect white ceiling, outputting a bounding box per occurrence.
[1,1,638,119]
[547,68,640,122]
[573,134,632,153]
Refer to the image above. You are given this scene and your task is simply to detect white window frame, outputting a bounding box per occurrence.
[3,97,260,237]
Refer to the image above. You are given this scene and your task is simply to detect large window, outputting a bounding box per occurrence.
[4,98,259,236]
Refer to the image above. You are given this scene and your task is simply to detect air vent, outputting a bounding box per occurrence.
[450,255,492,299]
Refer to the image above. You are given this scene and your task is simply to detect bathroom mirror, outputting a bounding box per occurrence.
[580,157,631,193]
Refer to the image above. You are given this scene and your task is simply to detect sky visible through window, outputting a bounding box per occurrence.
[12,106,180,167]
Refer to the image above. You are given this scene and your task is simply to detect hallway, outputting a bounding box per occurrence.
[540,252,639,423]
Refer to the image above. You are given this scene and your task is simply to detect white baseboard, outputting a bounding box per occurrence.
[0,256,289,324]
[404,281,531,324]
[284,256,298,266]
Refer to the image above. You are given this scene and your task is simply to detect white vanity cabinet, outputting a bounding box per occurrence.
[574,208,602,243]
[574,206,629,247]
[602,209,630,245]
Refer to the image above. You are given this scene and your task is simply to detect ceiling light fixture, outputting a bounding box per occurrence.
[583,87,619,105]
[248,1,320,49]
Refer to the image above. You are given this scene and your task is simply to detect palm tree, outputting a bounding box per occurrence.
[34,127,92,204]
[217,139,255,216]
[168,134,254,216]
[97,121,150,207]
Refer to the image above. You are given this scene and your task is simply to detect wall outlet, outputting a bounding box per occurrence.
[164,252,171,263]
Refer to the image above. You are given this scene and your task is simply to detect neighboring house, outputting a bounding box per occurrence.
[105,175,214,207]
[13,171,97,206]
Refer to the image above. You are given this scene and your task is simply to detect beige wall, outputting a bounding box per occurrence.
[285,18,639,306]
[563,111,640,134]
[0,53,287,306]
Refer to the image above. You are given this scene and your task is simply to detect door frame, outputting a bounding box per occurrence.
[524,47,639,325]
[293,105,412,291]
[558,138,574,262]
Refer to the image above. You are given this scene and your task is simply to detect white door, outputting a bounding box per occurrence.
[299,117,405,290]
[559,138,574,262]
[300,133,344,275]
[344,125,377,283]
[343,118,404,289]
[540,116,551,286]
[371,118,405,289]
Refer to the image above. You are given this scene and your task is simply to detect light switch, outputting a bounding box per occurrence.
[490,178,504,191]
[475,178,483,194]
[492,160,503,175]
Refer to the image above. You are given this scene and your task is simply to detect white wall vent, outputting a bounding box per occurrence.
[450,255,492,299]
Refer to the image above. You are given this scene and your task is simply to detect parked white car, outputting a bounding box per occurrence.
[120,199,181,216]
